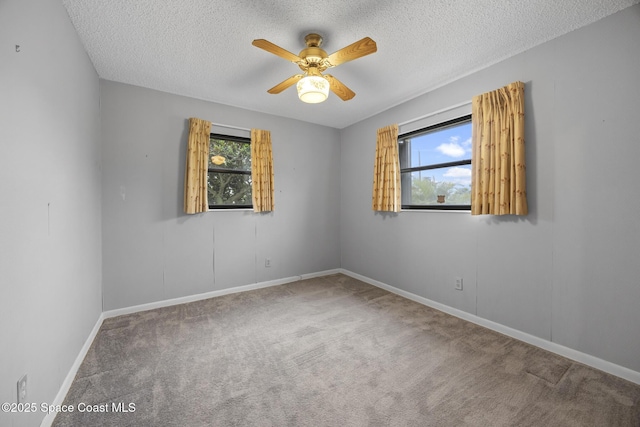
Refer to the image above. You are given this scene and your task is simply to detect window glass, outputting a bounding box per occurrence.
[208,134,252,208]
[405,124,472,168]
[399,115,472,209]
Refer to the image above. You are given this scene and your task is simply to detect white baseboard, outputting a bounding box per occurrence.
[41,312,106,427]
[300,268,342,280]
[338,268,640,386]
[101,269,342,321]
[102,269,342,319]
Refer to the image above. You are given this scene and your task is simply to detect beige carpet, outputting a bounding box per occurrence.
[53,274,640,426]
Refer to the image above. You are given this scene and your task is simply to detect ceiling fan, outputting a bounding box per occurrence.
[252,33,377,103]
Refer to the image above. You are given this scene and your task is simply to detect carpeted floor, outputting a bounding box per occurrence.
[53,274,640,426]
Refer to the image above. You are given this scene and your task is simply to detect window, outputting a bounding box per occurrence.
[399,115,472,210]
[208,133,252,209]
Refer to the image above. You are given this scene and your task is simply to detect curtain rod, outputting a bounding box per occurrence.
[397,100,472,127]
[211,122,252,132]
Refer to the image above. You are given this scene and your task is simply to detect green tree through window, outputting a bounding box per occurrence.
[208,134,252,208]
[410,178,471,206]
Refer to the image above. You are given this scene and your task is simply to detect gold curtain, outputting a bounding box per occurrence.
[184,117,211,214]
[372,124,401,212]
[251,129,274,212]
[471,81,528,215]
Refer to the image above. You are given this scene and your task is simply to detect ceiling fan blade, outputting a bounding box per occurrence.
[326,37,377,67]
[252,39,302,63]
[324,75,355,101]
[267,74,304,94]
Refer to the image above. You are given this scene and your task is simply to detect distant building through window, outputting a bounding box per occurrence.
[398,115,472,210]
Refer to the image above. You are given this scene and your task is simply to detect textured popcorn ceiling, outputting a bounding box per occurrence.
[62,0,638,129]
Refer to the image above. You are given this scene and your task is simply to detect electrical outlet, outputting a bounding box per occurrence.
[17,374,27,404]
[265,258,271,268]
[454,277,463,291]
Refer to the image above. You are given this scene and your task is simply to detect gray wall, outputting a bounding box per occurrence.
[100,81,341,310]
[0,0,102,426]
[340,5,640,373]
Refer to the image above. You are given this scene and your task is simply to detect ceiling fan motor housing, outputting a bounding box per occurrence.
[299,34,328,70]
[304,33,323,47]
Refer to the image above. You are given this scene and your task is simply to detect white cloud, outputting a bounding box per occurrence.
[443,167,471,178]
[444,167,472,186]
[436,142,465,157]
[436,136,471,158]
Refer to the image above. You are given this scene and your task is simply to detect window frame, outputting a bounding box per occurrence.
[399,114,472,211]
[207,133,253,210]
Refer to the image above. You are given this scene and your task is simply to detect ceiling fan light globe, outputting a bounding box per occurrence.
[296,76,329,103]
